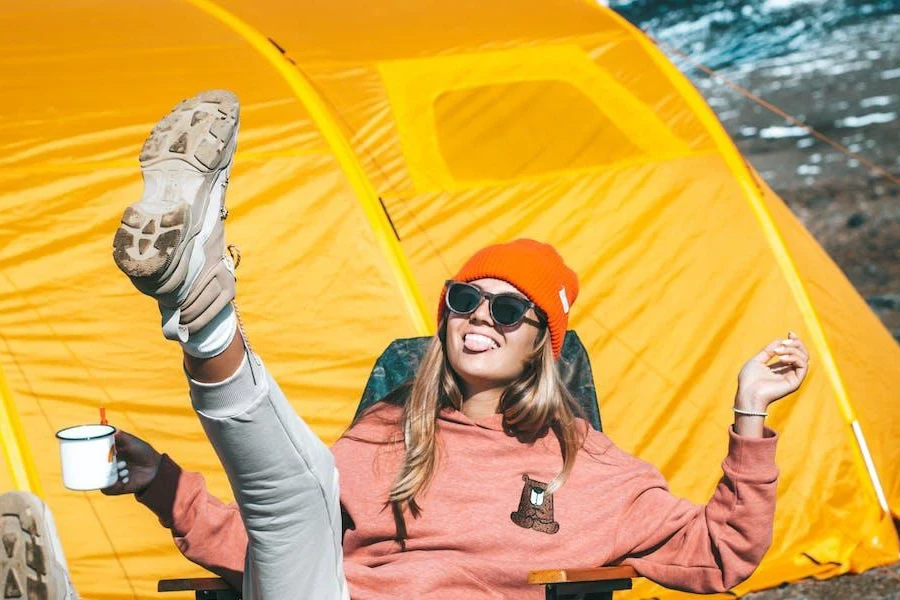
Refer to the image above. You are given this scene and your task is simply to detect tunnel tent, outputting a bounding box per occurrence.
[1,0,899,597]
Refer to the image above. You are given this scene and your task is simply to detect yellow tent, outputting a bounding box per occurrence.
[1,0,898,597]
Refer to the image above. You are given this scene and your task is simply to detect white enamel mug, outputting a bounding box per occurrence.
[56,424,117,491]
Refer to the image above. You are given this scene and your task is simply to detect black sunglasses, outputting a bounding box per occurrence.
[444,280,544,327]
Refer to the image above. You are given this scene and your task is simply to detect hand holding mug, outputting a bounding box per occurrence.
[101,430,162,496]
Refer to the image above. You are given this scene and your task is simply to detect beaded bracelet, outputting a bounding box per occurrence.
[733,407,768,418]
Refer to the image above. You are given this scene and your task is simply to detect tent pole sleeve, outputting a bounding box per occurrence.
[180,0,433,337]
[852,420,890,512]
[601,8,889,515]
[0,364,42,494]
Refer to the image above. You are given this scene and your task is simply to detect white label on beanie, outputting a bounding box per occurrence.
[559,287,570,314]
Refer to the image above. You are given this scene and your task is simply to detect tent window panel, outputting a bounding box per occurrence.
[588,39,715,151]
[433,80,643,182]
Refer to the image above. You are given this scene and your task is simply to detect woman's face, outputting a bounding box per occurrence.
[444,278,543,395]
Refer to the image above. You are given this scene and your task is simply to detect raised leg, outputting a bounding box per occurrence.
[188,342,347,600]
[113,91,348,599]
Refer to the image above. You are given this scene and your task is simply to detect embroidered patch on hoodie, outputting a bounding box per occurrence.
[510,474,559,534]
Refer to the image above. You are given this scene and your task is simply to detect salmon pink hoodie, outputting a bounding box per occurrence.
[139,403,778,598]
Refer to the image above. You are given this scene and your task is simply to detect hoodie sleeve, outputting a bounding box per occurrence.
[613,427,778,593]
[137,454,248,591]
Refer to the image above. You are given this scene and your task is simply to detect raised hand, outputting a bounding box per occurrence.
[736,332,810,412]
[101,430,162,496]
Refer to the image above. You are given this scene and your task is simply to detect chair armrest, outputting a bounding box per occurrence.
[530,566,637,600]
[528,565,637,584]
[158,577,235,592]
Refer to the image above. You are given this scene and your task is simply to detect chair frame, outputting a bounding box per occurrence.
[159,565,638,599]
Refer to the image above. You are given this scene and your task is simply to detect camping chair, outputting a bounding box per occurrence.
[159,332,638,599]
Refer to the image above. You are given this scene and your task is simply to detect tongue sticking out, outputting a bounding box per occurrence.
[464,334,496,352]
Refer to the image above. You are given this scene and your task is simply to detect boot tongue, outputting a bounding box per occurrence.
[464,334,494,352]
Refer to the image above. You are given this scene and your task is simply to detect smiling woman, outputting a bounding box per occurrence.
[104,91,811,599]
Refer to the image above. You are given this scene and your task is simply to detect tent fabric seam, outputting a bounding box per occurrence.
[182,0,432,337]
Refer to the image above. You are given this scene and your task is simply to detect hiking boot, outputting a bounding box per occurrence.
[0,491,76,600]
[113,90,240,342]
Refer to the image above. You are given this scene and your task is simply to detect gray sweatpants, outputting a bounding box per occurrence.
[188,350,349,600]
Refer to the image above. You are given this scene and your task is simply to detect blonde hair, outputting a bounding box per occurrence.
[387,319,587,542]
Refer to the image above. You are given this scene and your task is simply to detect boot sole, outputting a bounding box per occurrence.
[113,90,239,282]
[0,493,56,600]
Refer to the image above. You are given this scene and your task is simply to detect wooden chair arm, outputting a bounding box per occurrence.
[158,577,233,592]
[530,566,637,600]
[158,577,239,597]
[528,565,637,585]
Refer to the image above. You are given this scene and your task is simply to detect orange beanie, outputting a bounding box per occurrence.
[439,239,579,358]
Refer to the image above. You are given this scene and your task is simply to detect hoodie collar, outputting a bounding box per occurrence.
[439,407,505,431]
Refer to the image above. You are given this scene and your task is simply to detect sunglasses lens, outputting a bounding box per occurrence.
[491,295,528,326]
[447,283,481,314]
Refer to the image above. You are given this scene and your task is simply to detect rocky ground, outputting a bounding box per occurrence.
[746,562,900,599]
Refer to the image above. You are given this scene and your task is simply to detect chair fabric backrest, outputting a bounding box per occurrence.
[356,331,602,431]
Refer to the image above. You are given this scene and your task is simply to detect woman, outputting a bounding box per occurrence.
[109,91,808,599]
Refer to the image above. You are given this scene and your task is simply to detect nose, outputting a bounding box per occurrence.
[469,294,493,324]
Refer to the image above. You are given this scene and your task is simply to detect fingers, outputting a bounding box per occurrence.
[100,462,131,496]
[784,332,809,360]
[759,333,810,364]
[774,335,809,365]
[773,345,804,364]
[754,339,783,363]
[770,335,810,387]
